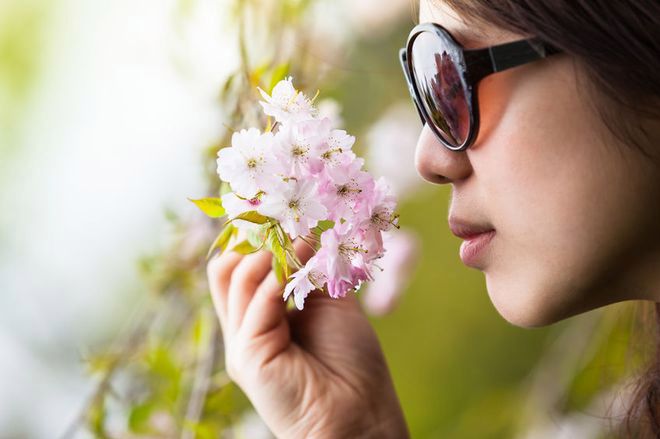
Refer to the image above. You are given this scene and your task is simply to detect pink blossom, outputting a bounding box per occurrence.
[216,128,281,198]
[327,129,355,152]
[221,192,262,218]
[221,192,263,232]
[308,130,357,175]
[257,180,328,239]
[283,256,326,310]
[316,227,372,299]
[274,118,330,178]
[355,177,398,258]
[258,77,316,124]
[367,178,397,230]
[319,158,375,223]
[204,77,402,311]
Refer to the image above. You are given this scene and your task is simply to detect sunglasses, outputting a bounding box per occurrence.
[400,23,561,151]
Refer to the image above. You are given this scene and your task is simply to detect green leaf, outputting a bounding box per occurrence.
[86,396,107,438]
[128,403,155,434]
[219,181,232,197]
[220,73,234,96]
[145,344,182,405]
[250,61,270,88]
[84,352,119,375]
[207,224,237,259]
[276,225,294,271]
[246,224,268,248]
[192,310,212,348]
[266,226,289,280]
[203,382,251,417]
[316,220,335,231]
[269,62,290,92]
[311,220,335,236]
[230,240,258,255]
[232,211,268,225]
[189,197,226,218]
[272,255,284,284]
[182,421,216,439]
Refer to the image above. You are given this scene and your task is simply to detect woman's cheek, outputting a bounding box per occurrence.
[479,135,611,326]
[482,128,660,327]
[483,198,578,327]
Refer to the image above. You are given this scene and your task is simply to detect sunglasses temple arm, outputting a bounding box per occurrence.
[464,39,559,83]
[399,48,427,125]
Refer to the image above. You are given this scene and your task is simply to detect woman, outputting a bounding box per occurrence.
[207,0,660,436]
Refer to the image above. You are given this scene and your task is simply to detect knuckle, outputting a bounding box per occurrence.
[224,344,238,380]
[231,257,259,287]
[207,254,237,285]
[225,358,238,382]
[225,342,248,383]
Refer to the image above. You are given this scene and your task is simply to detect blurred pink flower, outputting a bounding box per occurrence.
[316,99,344,127]
[363,230,419,316]
[365,104,423,197]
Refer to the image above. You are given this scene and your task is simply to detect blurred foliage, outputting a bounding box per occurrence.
[0,0,52,158]
[61,0,336,437]
[36,0,652,438]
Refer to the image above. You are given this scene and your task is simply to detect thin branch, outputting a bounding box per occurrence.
[298,235,317,252]
[181,320,221,439]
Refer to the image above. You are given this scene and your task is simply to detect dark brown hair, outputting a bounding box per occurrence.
[434,0,660,158]
[432,0,660,436]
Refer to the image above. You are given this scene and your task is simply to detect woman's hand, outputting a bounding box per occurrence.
[206,240,409,438]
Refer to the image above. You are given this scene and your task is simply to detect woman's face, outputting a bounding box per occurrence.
[417,1,660,327]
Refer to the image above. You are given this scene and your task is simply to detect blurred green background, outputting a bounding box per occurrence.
[0,0,643,437]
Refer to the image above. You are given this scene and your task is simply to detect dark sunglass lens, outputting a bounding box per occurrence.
[411,32,470,147]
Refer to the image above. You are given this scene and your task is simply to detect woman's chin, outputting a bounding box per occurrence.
[484,272,576,328]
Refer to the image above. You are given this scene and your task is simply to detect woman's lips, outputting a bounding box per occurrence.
[448,217,496,268]
[458,230,496,267]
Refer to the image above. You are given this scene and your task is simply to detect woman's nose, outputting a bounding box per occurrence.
[414,124,473,185]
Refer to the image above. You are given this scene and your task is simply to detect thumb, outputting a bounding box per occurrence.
[237,237,317,339]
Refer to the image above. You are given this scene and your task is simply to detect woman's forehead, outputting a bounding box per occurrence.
[419,1,488,46]
[418,0,524,48]
[419,0,463,27]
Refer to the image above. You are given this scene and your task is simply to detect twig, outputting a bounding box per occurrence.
[59,365,116,439]
[59,307,155,439]
[181,319,221,439]
[298,235,317,252]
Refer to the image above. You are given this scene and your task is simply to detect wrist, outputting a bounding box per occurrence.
[366,398,409,439]
[307,402,409,439]
[275,403,408,439]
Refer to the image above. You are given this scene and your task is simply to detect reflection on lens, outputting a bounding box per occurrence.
[412,32,470,147]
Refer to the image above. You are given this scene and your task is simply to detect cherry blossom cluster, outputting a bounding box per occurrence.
[215,77,399,310]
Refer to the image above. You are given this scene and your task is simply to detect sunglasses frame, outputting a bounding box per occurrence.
[400,22,561,151]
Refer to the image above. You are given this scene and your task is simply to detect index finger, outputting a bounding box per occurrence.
[207,248,244,340]
[240,238,316,339]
